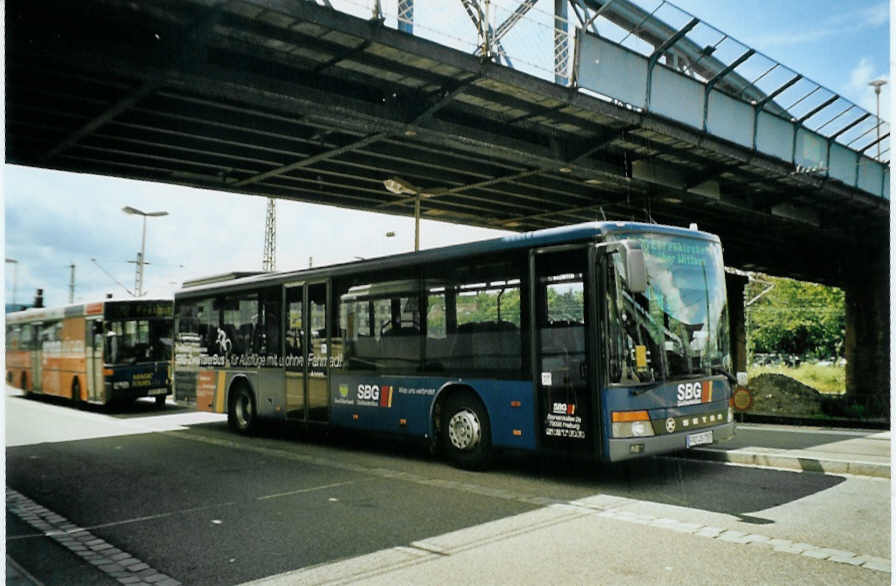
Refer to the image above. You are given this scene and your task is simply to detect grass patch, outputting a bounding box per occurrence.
[748,363,845,395]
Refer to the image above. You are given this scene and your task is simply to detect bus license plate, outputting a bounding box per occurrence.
[147,388,167,396]
[686,430,713,448]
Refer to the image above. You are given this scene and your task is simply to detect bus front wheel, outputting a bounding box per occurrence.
[228,385,257,434]
[440,392,492,470]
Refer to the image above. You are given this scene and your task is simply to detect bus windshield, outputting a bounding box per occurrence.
[105,318,172,365]
[606,234,730,384]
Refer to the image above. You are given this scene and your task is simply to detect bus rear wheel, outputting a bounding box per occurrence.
[228,385,257,434]
[440,392,492,470]
[155,394,167,408]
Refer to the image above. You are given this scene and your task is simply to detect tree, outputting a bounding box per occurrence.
[746,274,844,359]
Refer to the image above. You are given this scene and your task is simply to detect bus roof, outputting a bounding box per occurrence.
[5,298,172,324]
[176,221,719,299]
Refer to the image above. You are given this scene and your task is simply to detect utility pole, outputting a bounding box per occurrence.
[69,263,76,303]
[263,198,277,271]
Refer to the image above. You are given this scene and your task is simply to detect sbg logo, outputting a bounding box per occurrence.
[357,384,380,401]
[552,402,575,415]
[677,382,703,404]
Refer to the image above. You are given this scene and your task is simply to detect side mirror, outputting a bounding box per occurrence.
[622,242,648,294]
[594,239,648,293]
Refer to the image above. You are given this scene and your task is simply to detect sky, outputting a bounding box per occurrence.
[2,0,891,309]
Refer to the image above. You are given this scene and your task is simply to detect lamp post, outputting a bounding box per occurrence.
[383,177,440,252]
[383,177,421,251]
[869,79,887,159]
[122,206,168,297]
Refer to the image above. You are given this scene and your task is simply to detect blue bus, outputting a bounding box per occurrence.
[172,222,736,468]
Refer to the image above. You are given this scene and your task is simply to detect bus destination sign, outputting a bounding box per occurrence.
[105,301,173,320]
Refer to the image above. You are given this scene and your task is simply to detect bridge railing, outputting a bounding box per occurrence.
[313,0,889,199]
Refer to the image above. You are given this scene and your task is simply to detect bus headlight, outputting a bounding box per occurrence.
[611,410,655,438]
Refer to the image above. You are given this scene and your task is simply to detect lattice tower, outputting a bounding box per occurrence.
[263,198,277,271]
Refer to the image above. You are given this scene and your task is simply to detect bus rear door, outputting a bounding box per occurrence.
[284,281,330,423]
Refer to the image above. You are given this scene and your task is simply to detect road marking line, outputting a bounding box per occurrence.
[256,480,359,500]
[6,501,237,541]
[7,488,182,585]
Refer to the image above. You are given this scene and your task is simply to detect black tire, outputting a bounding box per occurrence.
[155,394,167,408]
[440,391,492,470]
[20,372,28,392]
[228,385,257,434]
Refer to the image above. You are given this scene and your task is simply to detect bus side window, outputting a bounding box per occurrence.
[259,288,281,358]
[285,287,303,364]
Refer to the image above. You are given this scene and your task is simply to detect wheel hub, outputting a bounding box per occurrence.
[447,409,481,451]
[235,395,251,427]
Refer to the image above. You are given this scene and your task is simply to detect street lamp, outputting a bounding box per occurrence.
[383,177,422,252]
[868,79,887,159]
[122,206,168,297]
[383,177,445,252]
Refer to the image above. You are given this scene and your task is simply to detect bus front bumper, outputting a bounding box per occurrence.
[608,422,735,462]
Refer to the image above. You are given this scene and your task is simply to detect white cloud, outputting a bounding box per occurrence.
[756,1,888,48]
[859,2,889,27]
[842,57,889,120]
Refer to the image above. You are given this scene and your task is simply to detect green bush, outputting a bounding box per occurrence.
[747,364,845,395]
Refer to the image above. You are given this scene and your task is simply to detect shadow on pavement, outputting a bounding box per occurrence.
[12,391,193,417]
[175,417,847,521]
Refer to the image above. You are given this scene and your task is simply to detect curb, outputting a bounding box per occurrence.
[737,413,890,431]
[683,447,891,478]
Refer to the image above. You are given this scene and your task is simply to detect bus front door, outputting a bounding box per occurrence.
[284,282,330,423]
[533,248,594,454]
[85,318,104,401]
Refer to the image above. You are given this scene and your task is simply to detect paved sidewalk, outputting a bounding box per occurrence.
[684,423,891,477]
[244,495,890,585]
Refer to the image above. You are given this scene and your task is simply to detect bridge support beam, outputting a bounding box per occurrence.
[843,248,890,416]
[726,272,748,376]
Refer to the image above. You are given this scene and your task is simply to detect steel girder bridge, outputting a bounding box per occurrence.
[5,0,889,405]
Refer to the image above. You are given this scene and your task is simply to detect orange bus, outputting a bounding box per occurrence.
[6,299,173,407]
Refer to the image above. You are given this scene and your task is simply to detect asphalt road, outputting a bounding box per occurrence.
[5,389,890,584]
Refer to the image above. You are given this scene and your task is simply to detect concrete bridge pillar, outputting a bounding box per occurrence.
[726,272,748,375]
[843,249,890,416]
